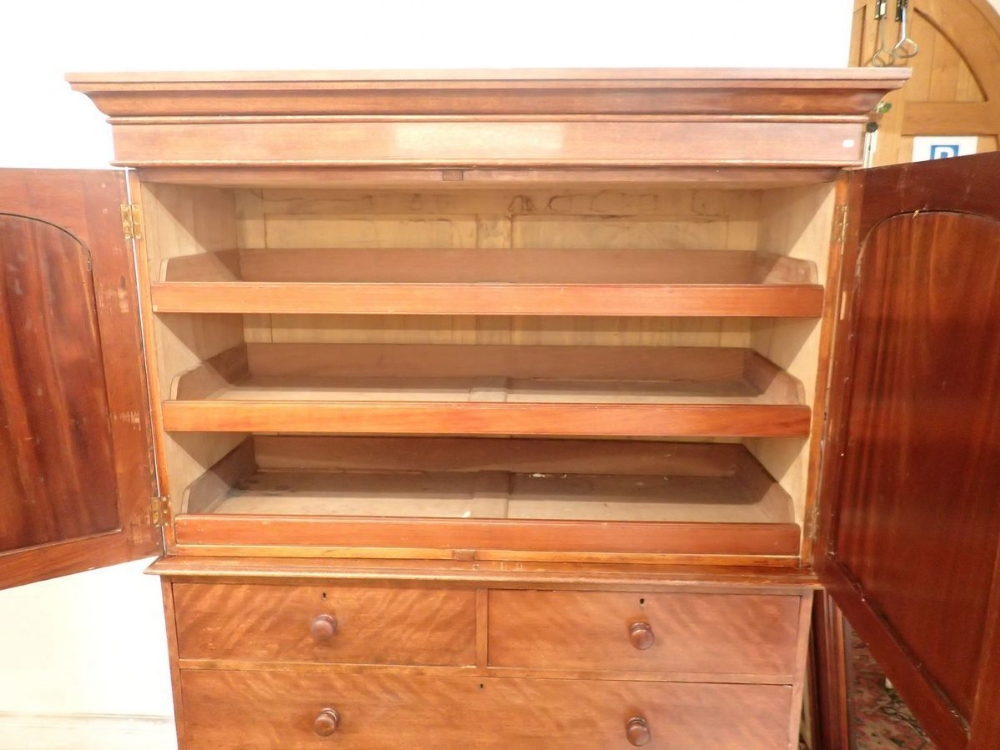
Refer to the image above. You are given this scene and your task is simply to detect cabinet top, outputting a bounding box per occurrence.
[66,68,910,181]
[67,67,909,118]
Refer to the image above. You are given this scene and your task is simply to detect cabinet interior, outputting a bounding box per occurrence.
[139,180,837,561]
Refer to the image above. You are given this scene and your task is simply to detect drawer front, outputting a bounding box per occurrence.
[179,670,792,750]
[173,583,476,666]
[489,590,802,677]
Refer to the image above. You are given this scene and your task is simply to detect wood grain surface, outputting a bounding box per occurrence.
[173,514,801,558]
[819,154,1000,750]
[0,169,158,588]
[178,669,793,749]
[173,583,476,666]
[488,590,801,679]
[151,280,825,318]
[0,215,120,552]
[834,211,1000,725]
[68,67,908,117]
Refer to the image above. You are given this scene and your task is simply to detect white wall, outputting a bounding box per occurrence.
[0,0,853,725]
[0,559,172,716]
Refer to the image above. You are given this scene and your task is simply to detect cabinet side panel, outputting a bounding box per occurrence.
[748,184,837,538]
[139,183,246,514]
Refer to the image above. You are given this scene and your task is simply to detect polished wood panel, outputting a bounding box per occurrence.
[151,281,823,317]
[150,556,822,590]
[836,210,1000,730]
[173,515,801,558]
[0,169,159,589]
[174,583,476,666]
[819,154,1000,750]
[68,67,908,117]
[109,120,869,170]
[488,590,801,678]
[162,400,810,439]
[0,216,119,551]
[135,165,846,188]
[68,70,906,176]
[853,151,1000,235]
[808,592,852,750]
[179,670,793,750]
[161,579,188,747]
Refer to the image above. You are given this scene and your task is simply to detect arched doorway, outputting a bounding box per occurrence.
[851,0,1000,164]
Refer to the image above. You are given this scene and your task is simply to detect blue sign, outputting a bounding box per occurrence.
[929,144,960,159]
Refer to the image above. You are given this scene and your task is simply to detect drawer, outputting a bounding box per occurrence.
[172,583,476,666]
[179,669,793,750]
[488,590,802,678]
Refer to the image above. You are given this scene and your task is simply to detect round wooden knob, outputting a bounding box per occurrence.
[314,707,340,737]
[626,716,651,746]
[310,614,338,642]
[629,621,655,650]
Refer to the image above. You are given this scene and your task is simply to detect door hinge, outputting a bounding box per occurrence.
[151,495,171,528]
[121,203,142,241]
[834,204,849,246]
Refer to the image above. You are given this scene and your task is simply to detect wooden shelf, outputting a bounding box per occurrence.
[162,343,810,438]
[175,436,799,557]
[150,248,823,317]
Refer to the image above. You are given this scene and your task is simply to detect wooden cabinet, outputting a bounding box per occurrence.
[2,69,999,750]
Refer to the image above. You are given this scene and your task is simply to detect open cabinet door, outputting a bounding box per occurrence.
[817,152,1000,750]
[0,169,160,590]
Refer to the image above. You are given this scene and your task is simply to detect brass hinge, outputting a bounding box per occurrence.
[151,495,171,528]
[834,204,849,246]
[120,203,142,241]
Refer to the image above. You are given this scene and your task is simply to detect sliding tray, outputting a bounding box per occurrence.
[162,343,810,438]
[151,248,823,317]
[172,436,800,558]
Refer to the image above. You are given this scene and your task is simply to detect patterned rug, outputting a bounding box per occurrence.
[849,632,934,749]
[799,631,934,750]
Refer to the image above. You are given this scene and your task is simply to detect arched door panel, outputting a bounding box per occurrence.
[0,169,159,589]
[819,152,1000,750]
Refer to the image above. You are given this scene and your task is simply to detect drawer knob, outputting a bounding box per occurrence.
[311,614,338,642]
[626,716,651,746]
[314,707,340,737]
[629,621,655,650]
